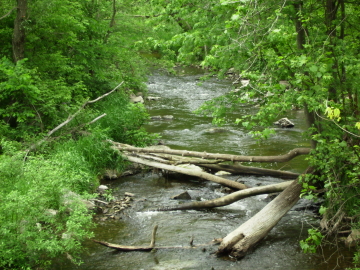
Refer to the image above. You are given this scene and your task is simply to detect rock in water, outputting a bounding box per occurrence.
[171,191,192,200]
[274,118,295,128]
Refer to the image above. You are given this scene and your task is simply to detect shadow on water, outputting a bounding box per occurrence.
[55,67,354,270]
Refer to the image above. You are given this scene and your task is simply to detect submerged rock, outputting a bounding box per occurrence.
[171,191,192,200]
[274,117,295,128]
[150,115,174,120]
[203,128,229,134]
[162,115,174,120]
[147,96,161,101]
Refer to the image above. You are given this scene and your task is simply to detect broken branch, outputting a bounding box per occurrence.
[156,181,293,211]
[123,154,248,190]
[111,142,311,163]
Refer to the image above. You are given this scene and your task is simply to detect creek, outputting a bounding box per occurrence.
[57,67,353,270]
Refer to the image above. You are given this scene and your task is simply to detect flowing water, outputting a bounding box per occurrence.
[57,67,354,270]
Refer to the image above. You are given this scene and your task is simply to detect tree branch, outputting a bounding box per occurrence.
[156,181,293,211]
[0,7,17,20]
[25,82,123,155]
[111,142,311,163]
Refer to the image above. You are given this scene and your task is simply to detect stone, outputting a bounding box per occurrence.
[98,185,109,193]
[162,115,174,120]
[171,191,192,200]
[273,117,295,128]
[240,79,250,87]
[130,94,144,104]
[203,128,229,134]
[147,96,161,101]
[81,199,95,210]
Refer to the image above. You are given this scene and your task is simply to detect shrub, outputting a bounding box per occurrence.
[0,140,95,269]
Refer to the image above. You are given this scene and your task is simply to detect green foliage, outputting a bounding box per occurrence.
[0,140,95,269]
[144,0,360,263]
[0,57,87,140]
[0,0,153,141]
[94,91,159,147]
[300,228,324,254]
[53,128,127,178]
[0,0,162,268]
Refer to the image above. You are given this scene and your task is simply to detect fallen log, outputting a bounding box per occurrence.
[139,152,299,179]
[136,153,223,165]
[93,224,222,251]
[156,181,293,211]
[216,174,305,259]
[111,141,311,163]
[122,154,248,190]
[199,163,300,179]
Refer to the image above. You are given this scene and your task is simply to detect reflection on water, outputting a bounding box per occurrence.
[55,67,354,270]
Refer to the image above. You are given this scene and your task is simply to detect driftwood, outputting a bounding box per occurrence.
[136,152,299,179]
[124,155,248,190]
[216,173,307,259]
[111,142,311,163]
[200,164,299,179]
[93,225,222,251]
[156,181,293,211]
[109,142,313,259]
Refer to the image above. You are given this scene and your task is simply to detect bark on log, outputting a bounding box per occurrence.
[156,181,292,211]
[140,152,299,179]
[93,224,222,251]
[111,142,311,163]
[216,178,303,259]
[200,164,300,179]
[124,155,248,190]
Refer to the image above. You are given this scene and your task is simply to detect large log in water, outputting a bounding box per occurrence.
[111,142,311,163]
[199,163,299,179]
[216,178,303,259]
[157,181,293,211]
[124,155,248,190]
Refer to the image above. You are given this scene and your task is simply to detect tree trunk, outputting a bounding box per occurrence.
[216,177,304,259]
[124,155,248,190]
[156,181,293,211]
[111,142,311,163]
[12,0,27,62]
[135,152,299,179]
[200,163,299,179]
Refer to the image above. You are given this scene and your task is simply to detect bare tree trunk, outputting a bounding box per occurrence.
[111,142,311,163]
[124,155,248,190]
[12,0,27,62]
[216,177,304,259]
[134,152,299,179]
[156,181,292,211]
[200,164,299,179]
